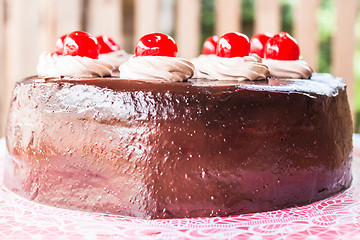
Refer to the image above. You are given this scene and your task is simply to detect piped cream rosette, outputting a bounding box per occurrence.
[119,55,194,82]
[262,58,313,79]
[191,54,269,81]
[37,53,113,78]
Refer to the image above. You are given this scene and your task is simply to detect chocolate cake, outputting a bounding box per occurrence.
[4,73,353,219]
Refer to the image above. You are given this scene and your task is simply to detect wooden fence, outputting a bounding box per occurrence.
[0,0,359,136]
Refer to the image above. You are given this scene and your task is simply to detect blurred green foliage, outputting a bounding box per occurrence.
[200,0,215,47]
[317,0,335,74]
[241,0,254,37]
[281,0,293,35]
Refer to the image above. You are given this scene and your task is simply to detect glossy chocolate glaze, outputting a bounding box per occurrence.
[4,74,353,219]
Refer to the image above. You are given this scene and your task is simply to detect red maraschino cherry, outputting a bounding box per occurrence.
[135,32,178,57]
[96,35,120,54]
[54,34,67,55]
[63,31,100,59]
[202,36,219,55]
[264,32,300,60]
[216,32,250,58]
[249,33,273,58]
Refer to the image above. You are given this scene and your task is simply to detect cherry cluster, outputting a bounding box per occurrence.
[202,32,300,60]
[52,31,300,61]
[54,31,120,59]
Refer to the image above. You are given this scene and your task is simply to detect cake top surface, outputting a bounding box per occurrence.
[23,73,345,97]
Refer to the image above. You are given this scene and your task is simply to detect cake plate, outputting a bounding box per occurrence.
[1,137,360,239]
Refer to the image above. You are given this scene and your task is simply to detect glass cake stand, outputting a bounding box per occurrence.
[0,137,359,239]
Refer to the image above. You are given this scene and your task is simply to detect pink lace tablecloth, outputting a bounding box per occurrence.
[1,136,360,239]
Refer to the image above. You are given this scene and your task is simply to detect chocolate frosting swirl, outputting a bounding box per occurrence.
[119,56,194,82]
[263,59,313,79]
[191,54,269,81]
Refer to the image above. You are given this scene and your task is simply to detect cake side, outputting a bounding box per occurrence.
[4,76,353,218]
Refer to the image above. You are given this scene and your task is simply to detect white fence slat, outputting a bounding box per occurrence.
[0,0,4,136]
[36,0,84,54]
[134,0,160,41]
[176,0,201,59]
[0,0,3,81]
[5,0,42,77]
[87,0,123,46]
[55,0,84,36]
[294,0,319,72]
[159,0,175,35]
[4,0,41,90]
[254,0,280,34]
[38,0,84,53]
[332,0,358,116]
[3,0,44,134]
[37,0,57,53]
[215,0,241,36]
